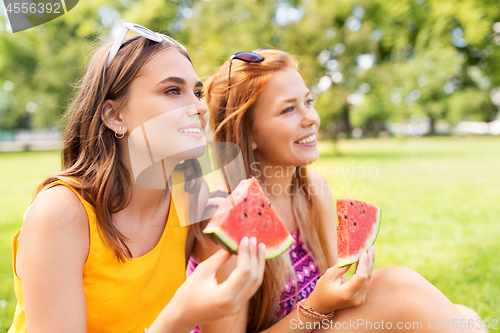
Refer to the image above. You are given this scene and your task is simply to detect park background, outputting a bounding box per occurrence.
[1,0,499,331]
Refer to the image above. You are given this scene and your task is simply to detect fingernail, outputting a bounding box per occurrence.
[251,237,257,247]
[242,237,249,246]
[363,253,368,260]
[259,243,266,252]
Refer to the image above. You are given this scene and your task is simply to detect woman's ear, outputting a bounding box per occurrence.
[101,100,127,136]
[250,136,257,150]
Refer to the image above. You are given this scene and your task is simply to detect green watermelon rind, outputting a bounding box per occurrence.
[337,206,381,268]
[203,225,295,260]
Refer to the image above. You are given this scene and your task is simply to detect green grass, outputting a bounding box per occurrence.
[313,136,500,330]
[0,137,499,331]
[0,151,61,332]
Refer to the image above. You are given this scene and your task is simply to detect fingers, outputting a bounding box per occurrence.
[249,237,258,280]
[367,246,375,279]
[355,251,369,277]
[238,242,266,300]
[257,243,266,282]
[343,252,369,295]
[327,264,351,281]
[233,238,265,300]
[354,248,375,303]
[221,237,255,293]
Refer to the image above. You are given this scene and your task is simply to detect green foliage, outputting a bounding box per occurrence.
[0,0,499,131]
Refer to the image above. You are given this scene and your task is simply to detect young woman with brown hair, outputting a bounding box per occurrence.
[8,23,266,333]
[190,49,487,333]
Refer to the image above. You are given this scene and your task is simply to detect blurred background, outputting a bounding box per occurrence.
[0,0,499,332]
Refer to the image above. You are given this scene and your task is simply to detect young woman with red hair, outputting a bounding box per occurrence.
[190,49,486,333]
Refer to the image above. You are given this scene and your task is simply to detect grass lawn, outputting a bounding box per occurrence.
[0,136,499,332]
[0,150,62,331]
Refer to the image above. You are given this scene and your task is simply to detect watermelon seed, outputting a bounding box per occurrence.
[244,198,247,202]
[264,222,268,228]
[344,215,348,219]
[243,212,247,217]
[363,210,365,214]
[350,202,353,205]
[269,202,271,207]
[261,203,265,208]
[354,222,357,226]
[258,212,262,215]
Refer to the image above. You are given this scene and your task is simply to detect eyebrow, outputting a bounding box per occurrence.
[156,76,203,88]
[278,91,311,105]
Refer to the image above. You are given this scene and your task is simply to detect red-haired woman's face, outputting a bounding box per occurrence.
[251,68,320,168]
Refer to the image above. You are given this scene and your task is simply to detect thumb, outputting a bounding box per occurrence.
[325,264,351,281]
[197,249,232,275]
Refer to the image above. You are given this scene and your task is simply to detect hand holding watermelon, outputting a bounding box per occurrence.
[302,245,375,314]
[163,237,266,330]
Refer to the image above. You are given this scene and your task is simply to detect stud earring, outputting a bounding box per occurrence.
[115,126,124,139]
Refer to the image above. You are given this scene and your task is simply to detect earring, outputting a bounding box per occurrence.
[115,126,124,139]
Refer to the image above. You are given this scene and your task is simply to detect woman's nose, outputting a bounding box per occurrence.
[187,100,208,119]
[197,101,208,119]
[301,108,320,128]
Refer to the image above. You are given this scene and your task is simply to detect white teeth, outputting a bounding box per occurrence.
[179,128,201,133]
[296,134,316,144]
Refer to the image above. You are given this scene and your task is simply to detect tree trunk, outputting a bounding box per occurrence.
[428,114,435,135]
[343,103,352,138]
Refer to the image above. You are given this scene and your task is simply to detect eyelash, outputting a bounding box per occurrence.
[196,90,205,100]
[281,99,315,114]
[164,87,205,100]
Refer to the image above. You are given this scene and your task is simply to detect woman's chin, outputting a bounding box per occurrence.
[297,149,319,166]
[294,153,319,167]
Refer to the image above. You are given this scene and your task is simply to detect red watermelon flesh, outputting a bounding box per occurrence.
[337,198,381,267]
[203,177,294,259]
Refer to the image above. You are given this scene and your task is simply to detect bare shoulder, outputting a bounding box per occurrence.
[17,185,90,280]
[22,184,89,232]
[16,184,89,331]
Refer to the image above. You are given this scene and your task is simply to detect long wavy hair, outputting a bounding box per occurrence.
[205,49,333,331]
[36,35,203,262]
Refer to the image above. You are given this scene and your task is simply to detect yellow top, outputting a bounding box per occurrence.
[9,173,190,333]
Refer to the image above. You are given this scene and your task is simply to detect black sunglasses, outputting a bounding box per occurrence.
[225,51,265,104]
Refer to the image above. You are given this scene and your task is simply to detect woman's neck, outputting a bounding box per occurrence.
[118,144,178,225]
[258,163,296,200]
[256,161,298,230]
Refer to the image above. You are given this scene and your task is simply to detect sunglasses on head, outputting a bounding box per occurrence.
[225,51,265,104]
[106,22,187,70]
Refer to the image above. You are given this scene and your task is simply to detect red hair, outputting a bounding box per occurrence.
[206,50,333,331]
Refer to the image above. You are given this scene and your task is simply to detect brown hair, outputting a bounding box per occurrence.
[205,49,333,331]
[37,35,202,262]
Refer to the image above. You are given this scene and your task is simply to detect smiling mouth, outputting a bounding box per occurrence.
[295,134,316,144]
[179,128,202,133]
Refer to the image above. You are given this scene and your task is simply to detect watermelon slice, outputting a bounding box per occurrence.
[203,177,294,259]
[336,198,381,268]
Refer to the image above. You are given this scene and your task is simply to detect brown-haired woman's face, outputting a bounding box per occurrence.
[120,48,207,137]
[251,68,320,168]
[117,48,209,160]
